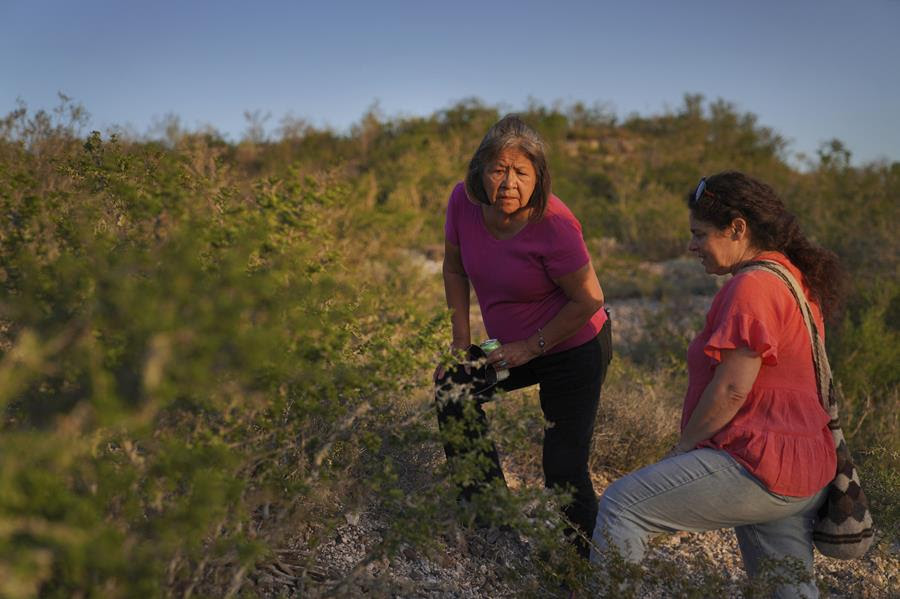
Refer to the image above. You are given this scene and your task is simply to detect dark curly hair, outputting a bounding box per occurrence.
[688,171,845,320]
[465,114,551,221]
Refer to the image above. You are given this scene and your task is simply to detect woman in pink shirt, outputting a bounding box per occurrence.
[592,171,842,598]
[434,115,611,558]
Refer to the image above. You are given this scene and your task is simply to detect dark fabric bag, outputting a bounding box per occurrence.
[742,261,874,559]
[434,344,503,402]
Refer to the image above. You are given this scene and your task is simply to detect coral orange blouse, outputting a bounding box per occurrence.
[681,251,836,497]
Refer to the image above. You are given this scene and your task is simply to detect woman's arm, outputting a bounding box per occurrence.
[442,240,471,349]
[671,347,762,454]
[434,241,471,382]
[486,260,604,368]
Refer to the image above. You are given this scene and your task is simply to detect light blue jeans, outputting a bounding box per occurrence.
[591,449,828,599]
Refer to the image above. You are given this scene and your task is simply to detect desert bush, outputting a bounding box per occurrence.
[0,111,444,596]
[1,94,896,596]
[826,282,900,550]
[858,446,900,550]
[590,359,683,475]
[830,282,900,444]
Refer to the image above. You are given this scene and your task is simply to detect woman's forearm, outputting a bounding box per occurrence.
[677,348,762,451]
[678,382,746,450]
[525,262,604,354]
[526,297,602,354]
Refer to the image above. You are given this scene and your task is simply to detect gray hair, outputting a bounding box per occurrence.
[464,114,551,220]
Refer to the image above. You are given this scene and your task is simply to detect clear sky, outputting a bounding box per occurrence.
[3,0,899,165]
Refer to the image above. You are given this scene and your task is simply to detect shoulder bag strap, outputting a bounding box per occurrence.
[739,260,839,429]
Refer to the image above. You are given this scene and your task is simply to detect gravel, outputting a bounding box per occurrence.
[249,253,898,597]
[250,477,898,598]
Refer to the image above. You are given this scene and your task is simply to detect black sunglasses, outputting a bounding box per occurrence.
[692,177,714,204]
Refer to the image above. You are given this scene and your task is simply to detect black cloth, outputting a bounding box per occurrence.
[435,314,612,558]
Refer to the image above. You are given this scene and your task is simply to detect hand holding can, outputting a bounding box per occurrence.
[479,338,510,381]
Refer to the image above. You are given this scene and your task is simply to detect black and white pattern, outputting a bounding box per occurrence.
[740,261,874,560]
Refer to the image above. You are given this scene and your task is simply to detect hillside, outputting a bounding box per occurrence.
[0,95,897,597]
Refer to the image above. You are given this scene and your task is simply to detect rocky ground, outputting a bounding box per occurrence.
[253,470,898,598]
[249,254,898,598]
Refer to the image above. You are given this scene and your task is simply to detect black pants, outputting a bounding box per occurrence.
[435,315,612,558]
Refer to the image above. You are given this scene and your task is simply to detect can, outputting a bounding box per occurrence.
[479,338,501,354]
[479,338,509,381]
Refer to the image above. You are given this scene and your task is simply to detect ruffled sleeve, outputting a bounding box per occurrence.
[703,271,787,366]
[705,312,778,366]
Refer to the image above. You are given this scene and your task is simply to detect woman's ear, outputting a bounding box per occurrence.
[731,217,749,240]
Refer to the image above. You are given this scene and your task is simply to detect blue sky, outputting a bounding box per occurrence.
[3,0,899,165]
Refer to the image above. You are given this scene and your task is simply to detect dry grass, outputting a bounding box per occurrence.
[590,361,683,476]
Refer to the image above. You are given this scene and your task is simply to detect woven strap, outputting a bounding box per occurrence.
[740,261,839,429]
[741,260,874,558]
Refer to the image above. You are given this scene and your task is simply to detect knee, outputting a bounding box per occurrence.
[596,486,617,519]
[596,478,633,523]
[592,499,635,565]
[544,458,591,492]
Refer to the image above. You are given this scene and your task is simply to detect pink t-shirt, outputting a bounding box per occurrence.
[444,182,607,354]
[682,251,836,497]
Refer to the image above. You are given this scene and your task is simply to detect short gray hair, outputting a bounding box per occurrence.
[465,114,551,221]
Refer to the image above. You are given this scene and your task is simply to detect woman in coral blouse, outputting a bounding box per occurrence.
[592,171,842,598]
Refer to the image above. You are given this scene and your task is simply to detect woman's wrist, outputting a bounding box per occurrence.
[673,439,693,453]
[451,332,470,349]
[526,328,547,355]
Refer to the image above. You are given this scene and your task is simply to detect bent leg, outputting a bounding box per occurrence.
[592,450,821,562]
[592,449,750,562]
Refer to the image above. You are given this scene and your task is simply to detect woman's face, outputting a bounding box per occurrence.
[482,147,537,217]
[688,215,742,275]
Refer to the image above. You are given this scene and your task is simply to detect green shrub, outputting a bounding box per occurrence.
[1,94,896,596]
[0,116,443,596]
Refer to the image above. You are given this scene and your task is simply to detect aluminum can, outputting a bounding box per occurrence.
[479,338,509,381]
[479,339,501,354]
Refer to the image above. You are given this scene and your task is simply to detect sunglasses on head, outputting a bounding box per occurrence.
[692,177,714,204]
